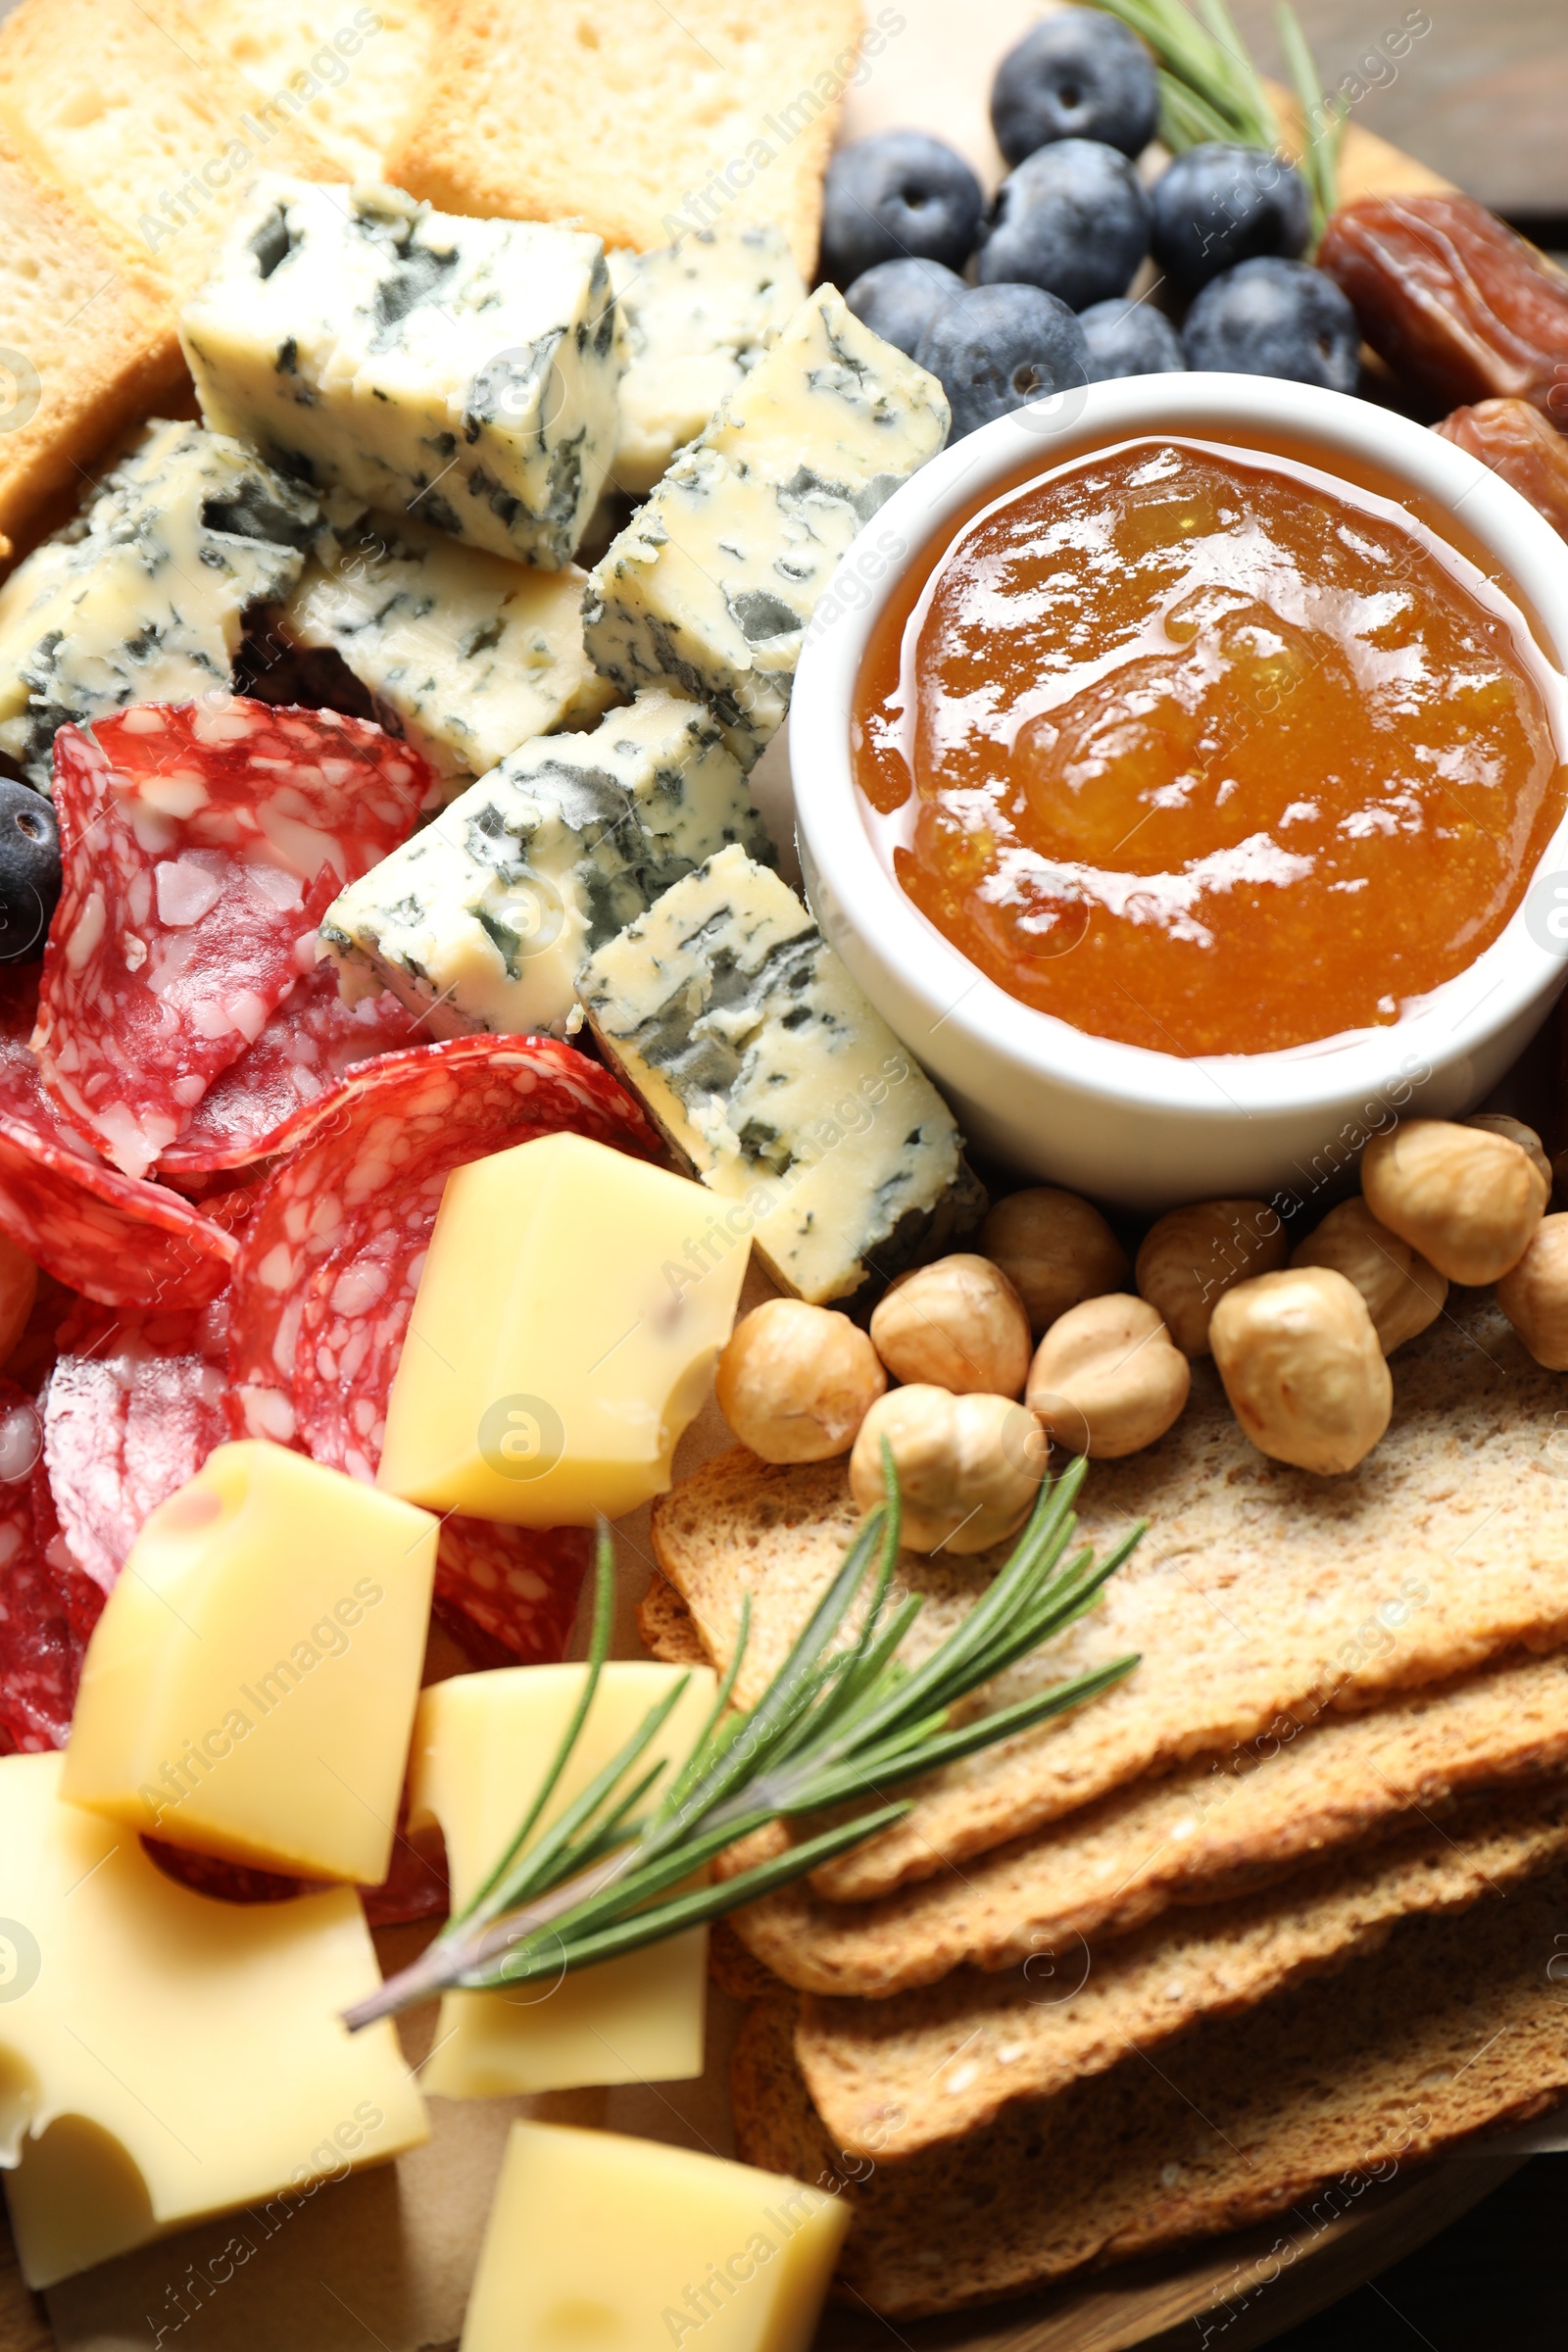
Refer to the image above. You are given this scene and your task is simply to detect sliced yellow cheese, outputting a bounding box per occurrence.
[377,1131,750,1526]
[61,1442,438,1885]
[460,2121,849,2352]
[409,1662,715,2096]
[0,1751,427,2289]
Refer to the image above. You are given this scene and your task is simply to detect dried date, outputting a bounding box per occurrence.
[1319,195,1568,424]
[1434,397,1568,544]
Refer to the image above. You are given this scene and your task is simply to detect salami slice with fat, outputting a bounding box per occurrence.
[0,1389,84,1751]
[433,1518,590,1667]
[37,699,433,1177]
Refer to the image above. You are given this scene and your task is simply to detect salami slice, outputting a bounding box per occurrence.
[157,961,423,1177]
[0,1396,84,1750]
[0,1018,236,1308]
[38,699,434,1178]
[41,1299,230,1610]
[434,1518,590,1667]
[227,1035,659,1449]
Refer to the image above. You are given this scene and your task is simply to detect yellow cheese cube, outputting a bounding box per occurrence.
[0,1751,427,2288]
[409,1661,716,2095]
[61,1442,438,1884]
[461,2122,850,2352]
[377,1131,749,1526]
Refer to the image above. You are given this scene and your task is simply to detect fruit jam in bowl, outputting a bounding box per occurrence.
[790,374,1568,1210]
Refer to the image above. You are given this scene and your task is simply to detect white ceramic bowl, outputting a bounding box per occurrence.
[791,373,1568,1211]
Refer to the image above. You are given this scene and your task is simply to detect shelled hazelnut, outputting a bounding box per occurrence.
[1361,1118,1545,1286]
[1466,1112,1552,1197]
[849,1385,1045,1554]
[869,1253,1032,1396]
[1026,1295,1189,1458]
[715,1300,886,1463]
[1290,1197,1446,1354]
[1135,1198,1289,1357]
[1209,1266,1392,1475]
[1496,1213,1568,1368]
[978,1188,1129,1337]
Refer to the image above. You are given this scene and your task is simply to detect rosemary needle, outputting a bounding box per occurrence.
[345,1453,1143,2031]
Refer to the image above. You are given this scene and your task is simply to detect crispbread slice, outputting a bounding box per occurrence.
[0,0,337,299]
[732,1865,1568,2318]
[197,0,439,183]
[795,1777,1568,2158]
[653,1296,1568,1900]
[637,1571,710,1668]
[724,1644,1568,1994]
[0,136,187,561]
[388,0,862,274]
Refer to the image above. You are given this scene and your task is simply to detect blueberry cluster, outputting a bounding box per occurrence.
[827,5,1360,440]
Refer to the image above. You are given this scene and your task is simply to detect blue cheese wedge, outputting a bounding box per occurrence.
[319,688,773,1039]
[607,224,806,497]
[281,509,617,790]
[575,845,985,1303]
[582,286,949,767]
[179,177,623,569]
[0,419,318,789]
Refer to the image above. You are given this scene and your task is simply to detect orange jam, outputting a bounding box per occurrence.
[853,438,1567,1055]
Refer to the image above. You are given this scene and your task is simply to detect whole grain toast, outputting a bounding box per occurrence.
[721,1643,1568,1993]
[0,0,339,300]
[653,1296,1568,1900]
[0,136,188,563]
[637,1570,710,1668]
[388,0,864,274]
[198,0,439,184]
[733,1865,1568,2317]
[794,1776,1568,2158]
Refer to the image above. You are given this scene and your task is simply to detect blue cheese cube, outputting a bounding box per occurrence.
[607,224,806,497]
[575,845,985,1303]
[281,509,616,790]
[319,688,773,1039]
[0,419,318,789]
[179,178,623,569]
[583,286,949,767]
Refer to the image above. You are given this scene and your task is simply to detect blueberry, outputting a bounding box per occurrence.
[915,284,1091,441]
[0,778,59,963]
[1149,143,1311,298]
[1079,297,1185,379]
[991,8,1159,165]
[1181,258,1360,391]
[819,130,985,287]
[977,140,1150,314]
[845,258,967,361]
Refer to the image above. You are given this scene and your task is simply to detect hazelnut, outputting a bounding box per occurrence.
[1361,1119,1545,1286]
[1467,1112,1552,1198]
[978,1187,1129,1337]
[1496,1213,1568,1369]
[849,1385,1045,1554]
[715,1299,886,1463]
[1290,1197,1446,1354]
[1209,1266,1392,1476]
[1135,1199,1289,1357]
[1026,1295,1189,1459]
[869,1253,1032,1396]
[0,1235,35,1369]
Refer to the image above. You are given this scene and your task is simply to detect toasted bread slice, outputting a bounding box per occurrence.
[733,1866,1568,2317]
[388,0,864,274]
[198,0,440,183]
[722,1644,1568,1996]
[0,0,339,298]
[795,1777,1568,2159]
[636,1571,711,1668]
[0,136,187,562]
[653,1295,1568,1902]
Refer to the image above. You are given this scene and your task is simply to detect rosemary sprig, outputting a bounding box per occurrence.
[1086,0,1343,235]
[345,1455,1143,2030]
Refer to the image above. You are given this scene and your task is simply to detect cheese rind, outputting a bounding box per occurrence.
[577,844,986,1303]
[0,418,318,787]
[179,176,623,567]
[0,1750,426,2289]
[608,224,806,497]
[281,507,616,787]
[60,1442,439,1884]
[409,1663,715,2095]
[583,285,949,764]
[377,1130,750,1525]
[318,685,772,1038]
[459,2121,849,2352]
